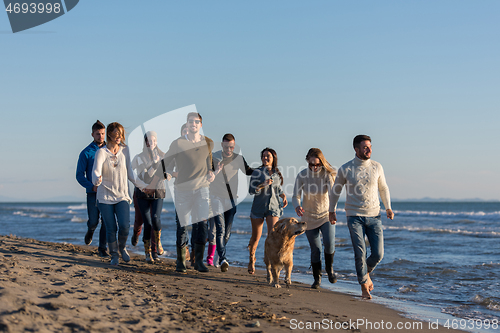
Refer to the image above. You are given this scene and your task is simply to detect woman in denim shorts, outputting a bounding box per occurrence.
[247,147,288,274]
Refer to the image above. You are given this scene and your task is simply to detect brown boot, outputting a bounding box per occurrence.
[153,230,164,255]
[144,239,153,263]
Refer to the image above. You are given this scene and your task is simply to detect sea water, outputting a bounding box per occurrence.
[1,201,499,332]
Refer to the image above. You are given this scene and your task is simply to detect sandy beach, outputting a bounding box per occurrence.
[0,235,464,333]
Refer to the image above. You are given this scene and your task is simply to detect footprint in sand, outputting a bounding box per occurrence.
[51,281,66,286]
[39,293,61,299]
[38,302,65,311]
[72,270,88,278]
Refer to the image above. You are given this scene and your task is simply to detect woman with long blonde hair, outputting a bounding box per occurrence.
[292,148,337,288]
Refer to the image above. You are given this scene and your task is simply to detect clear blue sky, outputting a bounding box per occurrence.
[1,0,499,201]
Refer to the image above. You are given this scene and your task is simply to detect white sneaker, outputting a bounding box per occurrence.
[220,259,229,272]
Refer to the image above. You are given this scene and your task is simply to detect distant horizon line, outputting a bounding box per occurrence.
[0,198,499,204]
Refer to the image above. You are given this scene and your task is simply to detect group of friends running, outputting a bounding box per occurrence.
[76,112,394,299]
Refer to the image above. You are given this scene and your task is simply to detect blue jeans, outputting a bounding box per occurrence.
[86,193,107,251]
[176,210,206,247]
[137,197,163,241]
[98,201,130,244]
[305,221,335,264]
[208,196,237,262]
[347,215,384,285]
[174,187,210,227]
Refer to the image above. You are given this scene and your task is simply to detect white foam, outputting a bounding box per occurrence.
[384,225,500,237]
[67,204,86,210]
[394,209,500,219]
[70,216,86,223]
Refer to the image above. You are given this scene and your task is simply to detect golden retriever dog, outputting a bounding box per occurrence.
[264,217,307,288]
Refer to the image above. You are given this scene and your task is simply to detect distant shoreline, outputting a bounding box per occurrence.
[1,199,499,204]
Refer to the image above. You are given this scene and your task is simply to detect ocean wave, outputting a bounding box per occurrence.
[67,204,86,210]
[471,295,500,312]
[380,259,419,271]
[231,229,251,235]
[398,285,418,293]
[394,209,500,220]
[13,211,50,218]
[70,216,86,223]
[425,268,458,276]
[442,305,499,321]
[384,225,500,237]
[477,262,500,268]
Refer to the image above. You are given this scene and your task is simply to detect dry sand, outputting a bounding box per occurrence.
[0,235,463,332]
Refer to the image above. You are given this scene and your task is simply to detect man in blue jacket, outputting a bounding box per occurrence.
[76,120,108,257]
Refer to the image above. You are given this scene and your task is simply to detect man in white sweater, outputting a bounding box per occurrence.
[329,135,394,299]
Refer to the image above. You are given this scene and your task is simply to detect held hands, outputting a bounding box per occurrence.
[92,185,98,192]
[329,211,337,225]
[143,188,155,196]
[295,206,305,217]
[386,209,394,220]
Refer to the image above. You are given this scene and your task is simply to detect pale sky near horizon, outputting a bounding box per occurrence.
[1,1,499,202]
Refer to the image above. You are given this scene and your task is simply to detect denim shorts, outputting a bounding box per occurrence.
[250,209,281,219]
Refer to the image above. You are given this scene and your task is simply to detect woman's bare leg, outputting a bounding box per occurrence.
[248,218,264,274]
[265,216,280,236]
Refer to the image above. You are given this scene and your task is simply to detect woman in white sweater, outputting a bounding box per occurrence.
[292,148,337,289]
[92,122,147,266]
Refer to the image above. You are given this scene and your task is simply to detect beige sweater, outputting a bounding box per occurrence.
[292,168,334,230]
[329,156,391,217]
[160,135,213,191]
[92,146,147,205]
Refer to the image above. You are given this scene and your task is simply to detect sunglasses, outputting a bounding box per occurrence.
[309,163,322,168]
[188,119,201,124]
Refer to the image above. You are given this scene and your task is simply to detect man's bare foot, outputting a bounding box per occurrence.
[366,274,374,291]
[361,283,372,299]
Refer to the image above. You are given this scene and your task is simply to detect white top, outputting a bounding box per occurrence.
[92,146,147,205]
[292,167,334,230]
[329,156,391,217]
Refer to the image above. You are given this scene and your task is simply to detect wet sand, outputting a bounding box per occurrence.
[0,235,463,332]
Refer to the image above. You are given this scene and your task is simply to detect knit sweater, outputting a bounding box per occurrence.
[92,146,147,205]
[329,156,391,217]
[159,135,214,191]
[131,147,166,199]
[292,168,334,230]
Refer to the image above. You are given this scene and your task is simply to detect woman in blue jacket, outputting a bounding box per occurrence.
[247,147,287,274]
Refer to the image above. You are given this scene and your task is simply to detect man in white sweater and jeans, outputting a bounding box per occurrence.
[329,135,394,299]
